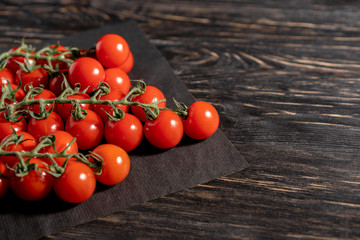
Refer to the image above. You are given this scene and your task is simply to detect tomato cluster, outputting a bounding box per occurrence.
[0,33,219,203]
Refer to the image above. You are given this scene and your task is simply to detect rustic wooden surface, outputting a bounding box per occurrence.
[2,0,360,239]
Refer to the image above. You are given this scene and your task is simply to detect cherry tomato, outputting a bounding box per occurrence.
[104,113,143,152]
[93,90,129,123]
[56,93,92,122]
[131,86,166,122]
[37,44,69,70]
[53,161,96,203]
[15,68,49,91]
[28,111,64,141]
[68,57,105,93]
[10,158,54,201]
[144,110,183,149]
[118,50,134,73]
[65,110,104,150]
[0,131,37,167]
[49,74,68,96]
[183,101,219,140]
[27,89,56,115]
[0,112,27,142]
[0,68,15,84]
[90,144,130,185]
[104,67,131,95]
[0,160,9,197]
[0,82,25,104]
[96,34,130,68]
[40,130,78,166]
[6,47,35,74]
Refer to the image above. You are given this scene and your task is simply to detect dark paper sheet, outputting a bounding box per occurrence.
[0,21,249,240]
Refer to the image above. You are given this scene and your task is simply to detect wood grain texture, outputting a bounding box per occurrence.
[2,0,360,239]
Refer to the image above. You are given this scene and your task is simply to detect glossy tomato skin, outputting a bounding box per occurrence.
[183,101,219,140]
[90,144,130,185]
[144,110,184,149]
[104,67,131,95]
[118,51,134,73]
[49,74,67,96]
[10,158,54,201]
[93,90,129,123]
[15,68,49,91]
[28,111,64,141]
[0,68,15,84]
[104,113,143,152]
[40,130,78,166]
[53,161,96,203]
[6,47,35,74]
[0,160,9,197]
[27,89,56,115]
[56,93,92,122]
[131,86,166,122]
[68,57,105,93]
[0,131,37,167]
[96,34,130,68]
[65,110,104,150]
[0,112,27,142]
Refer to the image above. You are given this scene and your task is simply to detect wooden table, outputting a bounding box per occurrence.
[2,0,360,239]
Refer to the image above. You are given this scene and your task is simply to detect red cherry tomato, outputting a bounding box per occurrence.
[104,113,143,152]
[104,67,131,95]
[28,111,64,141]
[118,50,134,73]
[49,74,68,96]
[65,110,104,150]
[10,158,54,201]
[27,89,56,115]
[93,90,129,123]
[40,130,78,166]
[0,160,9,197]
[183,101,219,140]
[0,131,37,167]
[96,34,130,68]
[15,68,49,91]
[53,161,96,203]
[68,57,105,93]
[90,144,130,185]
[0,68,15,84]
[6,47,35,74]
[144,110,183,149]
[56,93,92,122]
[0,82,25,104]
[37,44,69,70]
[0,112,27,142]
[131,86,166,122]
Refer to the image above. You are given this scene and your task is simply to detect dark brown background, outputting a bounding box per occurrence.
[1,0,360,239]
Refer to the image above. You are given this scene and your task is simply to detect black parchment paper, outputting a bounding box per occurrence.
[0,21,249,240]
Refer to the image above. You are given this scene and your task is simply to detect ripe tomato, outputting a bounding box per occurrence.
[118,50,134,73]
[28,111,64,141]
[0,160,9,198]
[104,67,131,95]
[96,34,130,68]
[93,90,129,123]
[56,93,92,122]
[10,158,54,201]
[0,112,27,142]
[65,110,103,150]
[27,89,56,115]
[68,57,105,93]
[6,47,35,74]
[90,144,130,185]
[40,130,78,166]
[15,68,49,91]
[131,86,166,122]
[144,110,183,149]
[53,161,96,203]
[0,68,15,84]
[49,74,68,96]
[183,101,219,140]
[0,82,25,104]
[37,44,69,70]
[104,113,143,152]
[0,131,37,167]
